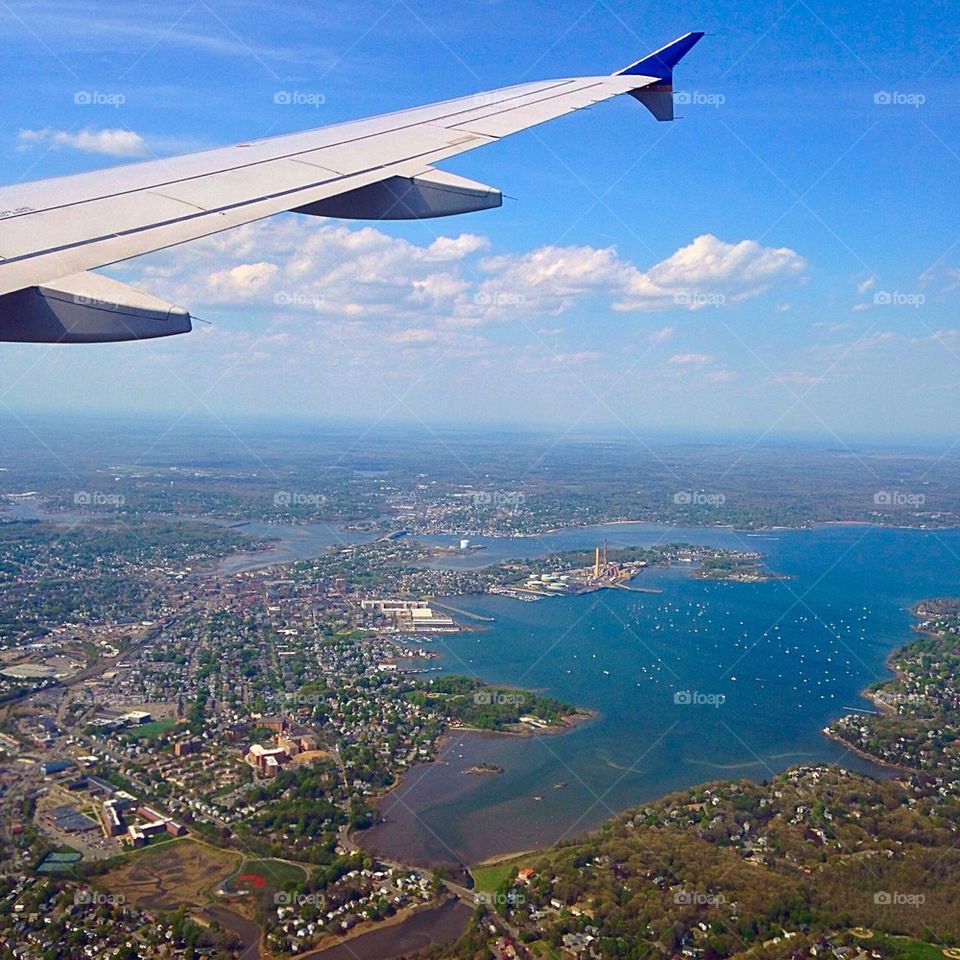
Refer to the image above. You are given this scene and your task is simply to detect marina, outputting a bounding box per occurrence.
[360,523,955,868]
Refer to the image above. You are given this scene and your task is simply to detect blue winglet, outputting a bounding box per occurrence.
[616,31,705,82]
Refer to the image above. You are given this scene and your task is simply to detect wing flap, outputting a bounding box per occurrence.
[0,271,191,343]
[294,169,501,220]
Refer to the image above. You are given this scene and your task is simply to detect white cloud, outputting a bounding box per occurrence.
[389,327,440,345]
[425,235,489,261]
[207,262,279,299]
[617,235,807,311]
[17,127,148,157]
[647,326,675,344]
[669,353,714,366]
[929,328,960,343]
[0,3,333,67]
[123,222,807,369]
[919,263,960,293]
[773,372,825,387]
[478,234,806,315]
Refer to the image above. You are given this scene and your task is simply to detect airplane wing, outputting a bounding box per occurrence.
[0,31,703,343]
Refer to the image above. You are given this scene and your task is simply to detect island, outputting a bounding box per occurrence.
[464,763,504,776]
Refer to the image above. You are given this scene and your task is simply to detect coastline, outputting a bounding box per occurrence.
[345,710,599,846]
[818,603,932,776]
[294,893,463,960]
[449,708,596,739]
[819,725,914,776]
[209,517,960,581]
[229,522,945,880]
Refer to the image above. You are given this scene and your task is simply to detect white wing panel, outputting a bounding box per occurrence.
[450,76,642,138]
[295,124,487,176]
[150,158,341,212]
[0,191,204,260]
[0,71,667,295]
[0,165,443,291]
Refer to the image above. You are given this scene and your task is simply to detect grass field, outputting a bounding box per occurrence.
[239,858,308,888]
[470,860,524,893]
[128,719,179,739]
[530,943,562,960]
[98,839,240,910]
[866,935,954,960]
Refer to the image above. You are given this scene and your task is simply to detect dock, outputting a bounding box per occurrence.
[431,602,496,622]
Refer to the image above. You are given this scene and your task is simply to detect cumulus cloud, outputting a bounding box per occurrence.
[17,127,148,157]
[425,235,489,261]
[617,235,806,310]
[477,234,806,315]
[125,221,807,360]
[207,262,279,299]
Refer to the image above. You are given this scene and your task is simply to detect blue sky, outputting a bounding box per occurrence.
[0,0,957,442]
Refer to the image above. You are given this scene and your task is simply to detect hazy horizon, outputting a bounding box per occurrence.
[0,0,957,439]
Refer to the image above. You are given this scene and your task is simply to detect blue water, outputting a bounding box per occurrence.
[362,524,960,867]
[216,521,377,573]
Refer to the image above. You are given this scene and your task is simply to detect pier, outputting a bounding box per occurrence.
[432,602,496,622]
